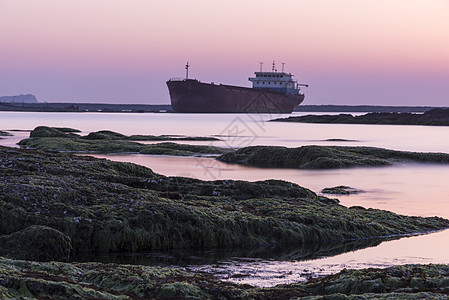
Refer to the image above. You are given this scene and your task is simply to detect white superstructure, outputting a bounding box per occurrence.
[248,61,306,95]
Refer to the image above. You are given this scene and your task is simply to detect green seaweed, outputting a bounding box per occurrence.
[29,126,81,138]
[81,129,219,141]
[140,142,232,156]
[83,130,127,140]
[322,186,364,195]
[0,225,72,261]
[1,145,448,258]
[217,145,449,169]
[19,136,143,153]
[1,256,449,299]
[271,108,449,127]
[19,126,227,156]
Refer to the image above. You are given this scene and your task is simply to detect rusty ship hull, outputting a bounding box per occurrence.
[166,79,304,113]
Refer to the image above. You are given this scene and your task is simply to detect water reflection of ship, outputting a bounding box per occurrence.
[166,61,308,113]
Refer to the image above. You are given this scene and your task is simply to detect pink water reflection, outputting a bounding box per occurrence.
[92,154,449,219]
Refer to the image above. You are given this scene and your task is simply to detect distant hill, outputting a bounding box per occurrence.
[0,94,38,103]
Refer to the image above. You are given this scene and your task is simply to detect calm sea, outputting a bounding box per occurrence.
[1,111,449,286]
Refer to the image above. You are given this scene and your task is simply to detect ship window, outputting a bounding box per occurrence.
[262,82,265,84]
[257,81,259,84]
[268,82,271,84]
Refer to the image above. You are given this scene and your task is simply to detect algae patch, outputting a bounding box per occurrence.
[217,145,449,169]
[1,145,449,259]
[271,107,449,126]
[321,186,364,195]
[0,225,72,261]
[19,126,229,156]
[1,256,449,299]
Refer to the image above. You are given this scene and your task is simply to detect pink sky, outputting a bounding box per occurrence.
[1,0,448,105]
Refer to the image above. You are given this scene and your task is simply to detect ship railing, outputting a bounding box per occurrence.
[169,77,185,81]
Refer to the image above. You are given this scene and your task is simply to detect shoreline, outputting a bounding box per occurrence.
[1,102,446,113]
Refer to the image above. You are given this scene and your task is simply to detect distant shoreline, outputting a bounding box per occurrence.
[0,102,445,113]
[0,102,172,113]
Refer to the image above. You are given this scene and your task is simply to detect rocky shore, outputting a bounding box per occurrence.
[2,145,449,258]
[19,126,227,156]
[18,127,449,170]
[3,128,449,299]
[1,256,448,299]
[216,145,449,169]
[271,108,449,126]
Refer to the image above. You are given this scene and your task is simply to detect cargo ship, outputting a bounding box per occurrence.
[166,62,307,113]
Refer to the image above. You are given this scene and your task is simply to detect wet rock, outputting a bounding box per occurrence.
[0,225,72,261]
[323,138,359,142]
[20,127,228,156]
[217,145,449,169]
[1,145,448,257]
[322,186,364,195]
[1,256,449,299]
[83,130,127,140]
[271,108,449,126]
[29,126,80,138]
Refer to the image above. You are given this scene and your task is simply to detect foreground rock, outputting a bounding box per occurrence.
[19,126,227,156]
[217,145,449,169]
[1,145,448,259]
[0,225,72,261]
[1,256,448,299]
[271,108,449,126]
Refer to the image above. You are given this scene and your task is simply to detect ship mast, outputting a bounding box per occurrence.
[185,62,190,80]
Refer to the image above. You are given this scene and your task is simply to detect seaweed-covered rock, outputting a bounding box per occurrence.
[140,142,232,156]
[1,145,448,258]
[19,136,143,153]
[19,137,229,156]
[20,127,228,156]
[322,186,364,195]
[217,145,449,169]
[128,134,219,141]
[297,264,449,298]
[83,130,127,140]
[271,108,449,126]
[0,225,72,261]
[29,126,80,138]
[1,257,449,299]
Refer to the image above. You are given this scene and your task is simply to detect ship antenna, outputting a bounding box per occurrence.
[259,62,263,72]
[281,62,285,73]
[185,62,190,80]
[272,60,275,72]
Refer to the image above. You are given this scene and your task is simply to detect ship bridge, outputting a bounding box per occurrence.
[248,62,306,95]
